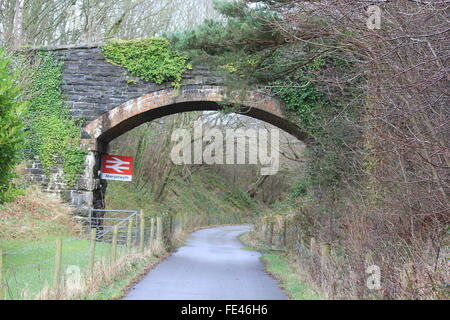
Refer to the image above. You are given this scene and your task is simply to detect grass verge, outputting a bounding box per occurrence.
[84,253,166,300]
[0,185,152,300]
[240,232,322,300]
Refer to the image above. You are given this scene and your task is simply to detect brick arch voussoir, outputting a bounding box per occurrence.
[82,85,309,151]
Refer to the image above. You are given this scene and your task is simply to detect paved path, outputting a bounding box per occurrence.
[123,225,287,300]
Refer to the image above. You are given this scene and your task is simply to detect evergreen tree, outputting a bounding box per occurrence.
[169,0,362,190]
[169,1,342,84]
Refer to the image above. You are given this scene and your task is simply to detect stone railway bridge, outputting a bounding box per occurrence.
[25,44,308,218]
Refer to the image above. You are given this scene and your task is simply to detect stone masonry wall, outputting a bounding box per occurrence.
[25,44,221,218]
[52,46,219,126]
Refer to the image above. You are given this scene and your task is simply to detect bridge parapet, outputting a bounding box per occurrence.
[42,45,221,124]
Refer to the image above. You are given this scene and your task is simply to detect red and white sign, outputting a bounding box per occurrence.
[100,154,134,181]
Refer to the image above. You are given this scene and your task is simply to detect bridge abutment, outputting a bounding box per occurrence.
[25,150,104,219]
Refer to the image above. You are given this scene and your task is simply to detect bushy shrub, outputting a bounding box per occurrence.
[0,48,27,203]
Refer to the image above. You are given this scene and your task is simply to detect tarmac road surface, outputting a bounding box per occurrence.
[123,225,287,300]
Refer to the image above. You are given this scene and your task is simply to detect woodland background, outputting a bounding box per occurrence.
[0,0,448,299]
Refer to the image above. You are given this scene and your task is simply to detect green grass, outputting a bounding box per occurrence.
[84,255,159,300]
[240,232,321,300]
[0,185,132,299]
[261,253,321,300]
[2,237,126,299]
[105,168,258,226]
[0,178,188,300]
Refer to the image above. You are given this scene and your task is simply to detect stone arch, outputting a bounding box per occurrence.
[23,45,313,217]
[66,84,310,216]
[82,85,309,152]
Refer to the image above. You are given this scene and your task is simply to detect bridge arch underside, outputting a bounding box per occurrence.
[83,86,308,151]
[96,100,303,149]
[78,85,308,214]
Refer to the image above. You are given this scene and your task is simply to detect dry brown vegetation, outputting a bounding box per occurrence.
[244,0,450,300]
[34,244,165,300]
[0,184,81,240]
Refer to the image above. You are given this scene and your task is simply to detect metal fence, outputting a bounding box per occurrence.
[88,209,139,245]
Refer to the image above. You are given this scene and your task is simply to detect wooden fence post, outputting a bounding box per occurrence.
[320,243,331,268]
[310,237,316,254]
[88,228,97,276]
[148,218,155,247]
[269,221,274,246]
[0,248,3,300]
[263,218,268,243]
[156,216,162,245]
[364,252,373,267]
[139,210,145,254]
[300,239,305,255]
[127,216,135,251]
[111,226,119,262]
[401,262,413,296]
[53,238,63,292]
